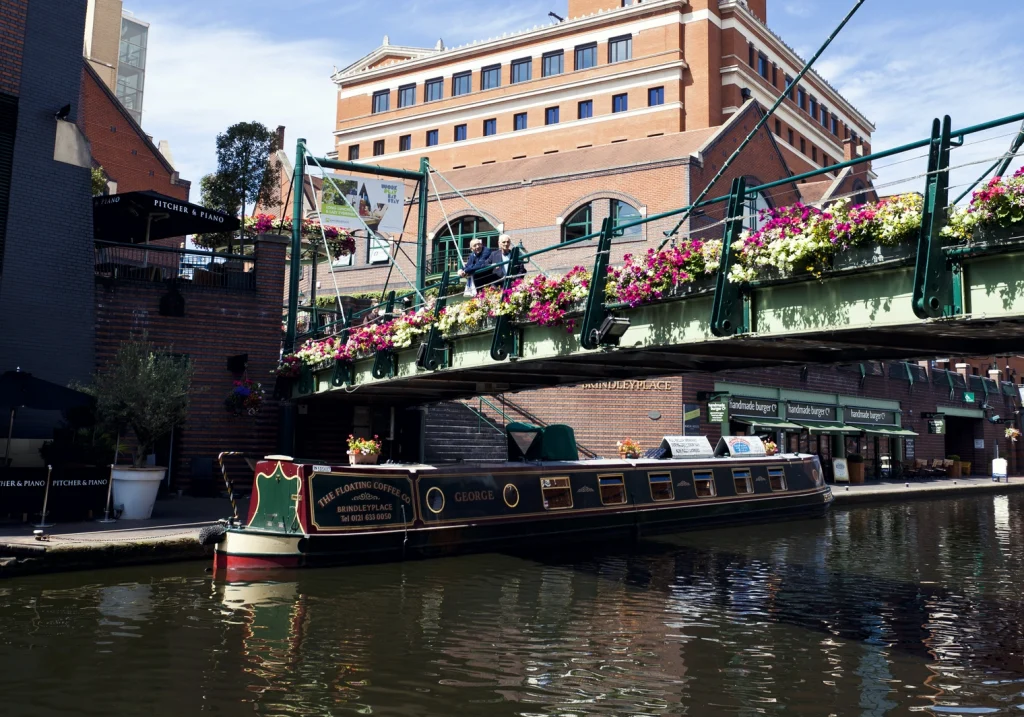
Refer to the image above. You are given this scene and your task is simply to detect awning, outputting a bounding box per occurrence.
[93,191,240,243]
[795,420,862,435]
[856,425,919,437]
[734,417,804,431]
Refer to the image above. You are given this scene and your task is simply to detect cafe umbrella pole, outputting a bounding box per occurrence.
[96,431,119,523]
[3,406,14,467]
[34,465,54,528]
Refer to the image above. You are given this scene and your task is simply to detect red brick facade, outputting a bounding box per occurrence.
[0,0,27,97]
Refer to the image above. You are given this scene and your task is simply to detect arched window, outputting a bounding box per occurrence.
[611,199,641,237]
[744,190,771,233]
[562,203,592,243]
[431,216,498,274]
[852,180,867,206]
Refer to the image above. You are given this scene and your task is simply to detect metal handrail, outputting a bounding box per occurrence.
[472,397,506,436]
[94,239,249,261]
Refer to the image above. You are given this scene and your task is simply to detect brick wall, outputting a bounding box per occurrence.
[94,237,287,490]
[0,0,27,96]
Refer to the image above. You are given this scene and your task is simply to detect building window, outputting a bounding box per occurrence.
[774,119,781,136]
[800,137,806,154]
[483,118,496,136]
[831,115,839,135]
[563,203,592,243]
[452,71,472,96]
[785,74,794,98]
[397,84,416,108]
[612,93,628,113]
[454,124,467,142]
[399,134,411,151]
[542,50,564,77]
[788,128,794,145]
[511,57,532,84]
[809,96,818,118]
[373,139,385,156]
[748,43,755,67]
[575,42,597,71]
[545,106,559,125]
[757,53,768,79]
[481,64,501,90]
[371,90,390,114]
[426,129,438,147]
[347,145,359,161]
[812,146,818,163]
[772,63,778,86]
[611,199,641,237]
[745,190,771,233]
[822,153,831,168]
[424,77,443,102]
[648,86,664,106]
[514,112,528,131]
[608,34,632,63]
[797,87,806,110]
[578,100,593,119]
[598,475,627,505]
[431,215,499,274]
[820,106,829,128]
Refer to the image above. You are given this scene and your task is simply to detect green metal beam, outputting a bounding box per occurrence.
[416,157,430,291]
[284,138,306,353]
[710,177,750,337]
[579,217,615,350]
[305,156,426,182]
[953,119,1024,205]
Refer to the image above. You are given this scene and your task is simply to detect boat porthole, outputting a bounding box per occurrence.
[426,487,445,514]
[503,483,520,508]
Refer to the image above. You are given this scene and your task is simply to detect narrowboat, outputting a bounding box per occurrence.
[212,425,832,572]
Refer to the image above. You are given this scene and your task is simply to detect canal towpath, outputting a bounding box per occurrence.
[1,479,1022,577]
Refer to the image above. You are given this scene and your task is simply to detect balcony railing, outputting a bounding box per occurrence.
[425,251,462,276]
[95,240,256,290]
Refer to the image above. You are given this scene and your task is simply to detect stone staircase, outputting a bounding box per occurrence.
[422,402,507,464]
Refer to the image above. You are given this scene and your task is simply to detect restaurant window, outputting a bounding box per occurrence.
[481,64,501,90]
[599,475,626,505]
[649,473,674,501]
[483,118,496,136]
[454,124,467,142]
[733,469,753,495]
[545,106,559,125]
[399,134,411,151]
[608,34,632,63]
[768,468,787,492]
[575,42,597,70]
[541,477,573,510]
[426,129,438,147]
[562,203,592,243]
[648,86,664,106]
[514,112,528,131]
[397,83,416,108]
[694,470,716,498]
[612,93,628,113]
[511,58,532,84]
[347,144,359,161]
[452,71,472,96]
[372,139,385,156]
[371,90,390,114]
[542,50,564,77]
[578,100,593,119]
[611,199,641,237]
[424,77,443,102]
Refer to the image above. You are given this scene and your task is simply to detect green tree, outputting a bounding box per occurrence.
[215,121,280,221]
[91,166,108,196]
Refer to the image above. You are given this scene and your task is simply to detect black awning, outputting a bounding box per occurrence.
[93,191,240,243]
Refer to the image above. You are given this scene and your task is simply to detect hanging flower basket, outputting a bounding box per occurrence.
[225,378,265,417]
[1007,427,1021,443]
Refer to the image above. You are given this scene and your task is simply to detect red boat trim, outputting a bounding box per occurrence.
[214,551,301,572]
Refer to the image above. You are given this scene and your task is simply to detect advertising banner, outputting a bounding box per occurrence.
[321,176,407,263]
[683,403,702,436]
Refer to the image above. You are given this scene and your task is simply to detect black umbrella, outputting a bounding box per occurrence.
[0,369,95,466]
[93,191,240,243]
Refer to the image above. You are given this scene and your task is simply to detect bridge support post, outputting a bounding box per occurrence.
[372,291,398,379]
[580,218,614,350]
[417,269,451,371]
[490,246,523,361]
[710,177,751,337]
[913,116,963,319]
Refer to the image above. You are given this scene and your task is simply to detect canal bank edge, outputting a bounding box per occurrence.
[831,477,1024,506]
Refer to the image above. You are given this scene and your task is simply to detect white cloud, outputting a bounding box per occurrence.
[783,2,815,18]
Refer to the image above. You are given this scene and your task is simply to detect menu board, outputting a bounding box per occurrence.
[833,458,849,483]
[660,436,714,459]
[715,436,767,458]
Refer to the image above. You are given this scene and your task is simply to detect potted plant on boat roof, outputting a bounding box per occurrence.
[348,434,382,465]
[617,438,642,460]
[91,335,194,519]
[763,439,778,456]
[847,453,865,485]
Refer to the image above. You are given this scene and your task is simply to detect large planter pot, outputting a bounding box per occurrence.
[349,452,379,466]
[111,466,166,520]
[849,462,865,484]
[949,461,962,478]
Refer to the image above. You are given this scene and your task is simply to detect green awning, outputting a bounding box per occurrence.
[856,425,919,437]
[734,417,804,431]
[795,420,862,435]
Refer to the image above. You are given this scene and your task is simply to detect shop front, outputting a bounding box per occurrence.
[843,406,918,479]
[784,402,862,480]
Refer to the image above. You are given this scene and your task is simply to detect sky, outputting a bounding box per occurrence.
[127,0,1024,200]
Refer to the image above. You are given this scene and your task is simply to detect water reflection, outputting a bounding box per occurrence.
[2,494,1024,715]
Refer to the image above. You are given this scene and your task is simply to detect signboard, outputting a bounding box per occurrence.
[683,403,702,436]
[974,438,985,450]
[787,402,837,422]
[925,413,946,435]
[660,436,714,459]
[715,436,767,458]
[308,474,414,531]
[845,406,897,426]
[321,176,406,236]
[729,396,779,418]
[833,458,849,483]
[964,392,976,403]
[707,401,728,423]
[904,438,916,460]
[1019,385,1024,403]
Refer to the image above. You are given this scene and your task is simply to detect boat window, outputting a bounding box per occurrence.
[426,486,445,514]
[733,469,753,495]
[503,483,520,508]
[649,472,674,501]
[598,474,626,505]
[768,468,787,492]
[694,470,716,498]
[541,477,573,510]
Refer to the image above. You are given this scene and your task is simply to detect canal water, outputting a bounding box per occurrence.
[2,494,1024,716]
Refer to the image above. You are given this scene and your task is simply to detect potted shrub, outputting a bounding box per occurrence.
[348,435,381,465]
[92,336,194,519]
[763,439,778,457]
[617,438,642,460]
[947,455,962,478]
[847,453,865,484]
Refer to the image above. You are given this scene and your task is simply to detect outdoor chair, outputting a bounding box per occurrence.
[931,458,948,476]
